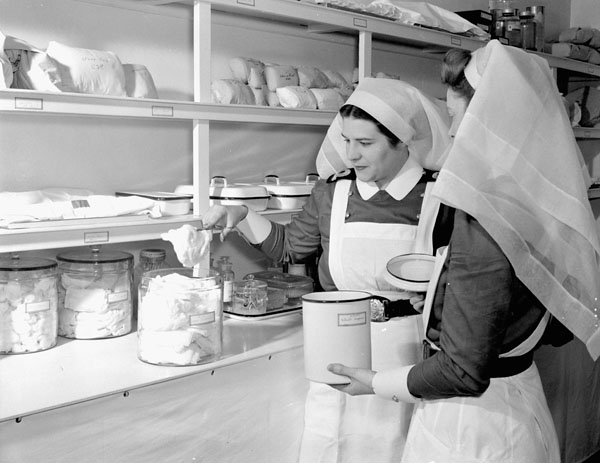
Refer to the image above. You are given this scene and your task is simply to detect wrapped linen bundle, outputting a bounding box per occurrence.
[322,69,349,88]
[310,88,345,111]
[123,63,159,99]
[297,65,331,89]
[276,86,317,109]
[211,79,256,105]
[267,91,281,107]
[264,64,299,91]
[251,86,269,106]
[229,57,266,88]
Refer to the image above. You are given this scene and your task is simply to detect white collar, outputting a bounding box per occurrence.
[356,154,424,200]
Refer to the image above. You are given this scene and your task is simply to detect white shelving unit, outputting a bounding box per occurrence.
[2,0,600,254]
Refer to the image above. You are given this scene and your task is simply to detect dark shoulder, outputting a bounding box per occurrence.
[326,168,356,183]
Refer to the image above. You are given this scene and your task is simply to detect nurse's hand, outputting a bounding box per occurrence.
[202,205,248,241]
[327,363,376,396]
[409,293,425,313]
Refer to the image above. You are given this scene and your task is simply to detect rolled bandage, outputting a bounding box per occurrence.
[322,69,349,88]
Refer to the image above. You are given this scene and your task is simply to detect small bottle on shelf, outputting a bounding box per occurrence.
[218,256,235,311]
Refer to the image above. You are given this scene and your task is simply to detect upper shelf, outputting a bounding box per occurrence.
[0,89,336,126]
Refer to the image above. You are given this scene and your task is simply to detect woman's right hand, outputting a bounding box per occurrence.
[202,205,248,241]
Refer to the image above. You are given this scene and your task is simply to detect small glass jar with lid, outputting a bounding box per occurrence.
[0,254,58,354]
[137,268,223,366]
[56,247,134,339]
[231,275,268,315]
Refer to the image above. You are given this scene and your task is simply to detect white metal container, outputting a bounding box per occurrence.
[209,176,270,211]
[261,174,318,210]
[302,291,372,384]
[384,253,436,292]
[115,191,192,216]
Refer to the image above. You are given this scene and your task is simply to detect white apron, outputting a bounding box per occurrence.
[402,247,560,463]
[298,178,440,463]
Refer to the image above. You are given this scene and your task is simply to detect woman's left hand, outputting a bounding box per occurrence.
[327,363,376,396]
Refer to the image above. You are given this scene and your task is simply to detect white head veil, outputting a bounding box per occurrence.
[433,40,600,359]
[315,78,451,177]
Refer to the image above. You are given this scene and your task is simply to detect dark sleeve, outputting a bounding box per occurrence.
[254,179,328,265]
[407,212,514,398]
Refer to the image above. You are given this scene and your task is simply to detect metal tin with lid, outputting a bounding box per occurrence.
[261,174,318,210]
[0,255,58,354]
[56,247,134,339]
[137,268,223,366]
[209,176,270,211]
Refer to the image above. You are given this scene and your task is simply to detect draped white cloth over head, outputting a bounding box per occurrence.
[315,77,451,177]
[433,40,600,359]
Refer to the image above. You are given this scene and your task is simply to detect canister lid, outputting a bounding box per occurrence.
[56,247,134,264]
[0,254,57,271]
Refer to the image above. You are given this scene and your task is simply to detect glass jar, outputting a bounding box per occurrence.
[56,247,133,339]
[0,255,58,354]
[231,275,268,315]
[137,268,223,366]
[520,11,536,50]
[526,5,545,52]
[133,248,169,317]
[499,9,521,47]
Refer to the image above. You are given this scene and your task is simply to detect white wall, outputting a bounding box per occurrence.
[571,0,600,28]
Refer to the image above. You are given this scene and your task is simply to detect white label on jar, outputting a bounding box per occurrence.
[190,312,215,326]
[25,300,51,313]
[108,290,129,303]
[338,312,367,327]
[223,281,233,303]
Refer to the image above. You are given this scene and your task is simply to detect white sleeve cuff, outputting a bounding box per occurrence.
[372,365,418,403]
[235,208,272,244]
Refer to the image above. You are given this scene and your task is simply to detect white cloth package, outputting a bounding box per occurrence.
[264,64,299,91]
[123,63,158,99]
[211,79,256,105]
[45,41,127,96]
[276,86,317,109]
[310,88,345,110]
[229,57,266,88]
[297,65,331,89]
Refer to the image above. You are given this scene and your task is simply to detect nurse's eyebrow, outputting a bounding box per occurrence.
[340,131,374,141]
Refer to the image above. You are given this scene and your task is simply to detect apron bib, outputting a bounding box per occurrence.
[299,178,439,463]
[402,247,560,463]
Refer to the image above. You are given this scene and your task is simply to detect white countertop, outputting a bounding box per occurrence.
[0,312,304,421]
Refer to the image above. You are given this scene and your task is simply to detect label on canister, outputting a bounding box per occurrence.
[190,312,216,326]
[338,311,367,327]
[108,290,129,303]
[26,300,51,313]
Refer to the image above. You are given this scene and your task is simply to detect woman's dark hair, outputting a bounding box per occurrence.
[441,48,475,101]
[339,104,401,147]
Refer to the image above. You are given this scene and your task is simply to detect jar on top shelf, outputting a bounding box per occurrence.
[56,247,134,339]
[0,255,58,354]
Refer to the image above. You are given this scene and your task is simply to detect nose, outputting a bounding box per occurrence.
[346,141,361,161]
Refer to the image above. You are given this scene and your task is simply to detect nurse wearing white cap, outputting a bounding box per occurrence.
[202,78,453,462]
[329,40,600,463]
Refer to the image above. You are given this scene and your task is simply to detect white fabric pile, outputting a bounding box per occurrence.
[137,272,222,366]
[58,271,131,339]
[0,274,57,353]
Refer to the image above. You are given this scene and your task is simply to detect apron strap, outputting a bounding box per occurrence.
[328,179,351,289]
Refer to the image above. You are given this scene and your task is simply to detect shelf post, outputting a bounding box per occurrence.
[358,30,372,83]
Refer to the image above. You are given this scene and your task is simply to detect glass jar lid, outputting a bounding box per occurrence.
[0,254,57,272]
[57,247,133,265]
